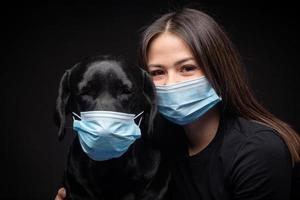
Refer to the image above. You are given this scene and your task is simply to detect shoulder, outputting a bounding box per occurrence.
[221,118,292,199]
[220,116,291,177]
[221,116,289,155]
[235,117,288,152]
[219,117,293,199]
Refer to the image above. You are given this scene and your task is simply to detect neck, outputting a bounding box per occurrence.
[183,107,220,156]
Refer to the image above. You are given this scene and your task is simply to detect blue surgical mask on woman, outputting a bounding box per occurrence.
[155,76,221,125]
[72,110,143,161]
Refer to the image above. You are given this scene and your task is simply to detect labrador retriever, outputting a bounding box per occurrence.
[55,55,170,200]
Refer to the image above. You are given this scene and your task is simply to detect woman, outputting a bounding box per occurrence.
[56,8,300,200]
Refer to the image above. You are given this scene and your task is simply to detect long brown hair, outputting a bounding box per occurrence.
[138,8,300,164]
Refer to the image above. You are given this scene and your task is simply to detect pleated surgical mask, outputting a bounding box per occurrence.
[72,110,143,161]
[155,76,221,125]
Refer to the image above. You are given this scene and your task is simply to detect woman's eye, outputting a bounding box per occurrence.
[149,69,165,77]
[180,65,198,72]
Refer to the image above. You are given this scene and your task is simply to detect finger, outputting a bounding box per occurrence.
[58,187,66,197]
[54,195,61,200]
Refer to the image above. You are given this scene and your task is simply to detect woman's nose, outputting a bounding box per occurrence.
[164,72,179,85]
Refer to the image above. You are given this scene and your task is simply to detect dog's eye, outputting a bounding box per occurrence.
[78,88,96,97]
[122,87,133,94]
[78,85,97,96]
[78,91,94,97]
[79,91,88,96]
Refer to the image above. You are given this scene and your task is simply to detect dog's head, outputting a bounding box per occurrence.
[55,55,156,141]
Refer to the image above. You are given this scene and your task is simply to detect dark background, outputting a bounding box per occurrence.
[1,0,299,199]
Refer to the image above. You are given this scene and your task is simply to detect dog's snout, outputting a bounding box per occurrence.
[92,92,122,112]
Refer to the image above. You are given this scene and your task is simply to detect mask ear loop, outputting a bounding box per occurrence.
[72,112,81,120]
[134,111,144,126]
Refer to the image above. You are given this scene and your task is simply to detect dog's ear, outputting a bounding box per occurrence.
[141,69,157,137]
[55,69,71,140]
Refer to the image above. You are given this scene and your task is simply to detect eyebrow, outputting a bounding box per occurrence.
[148,57,195,68]
[174,57,194,66]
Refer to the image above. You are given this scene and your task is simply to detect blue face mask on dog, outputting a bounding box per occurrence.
[156,76,221,125]
[72,110,143,161]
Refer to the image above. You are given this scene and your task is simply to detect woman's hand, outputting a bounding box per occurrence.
[54,188,66,200]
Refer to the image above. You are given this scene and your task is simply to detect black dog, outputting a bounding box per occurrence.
[55,55,170,200]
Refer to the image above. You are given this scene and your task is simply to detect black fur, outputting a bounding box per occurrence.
[55,55,170,200]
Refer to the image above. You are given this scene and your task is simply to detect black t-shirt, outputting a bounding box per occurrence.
[161,114,296,200]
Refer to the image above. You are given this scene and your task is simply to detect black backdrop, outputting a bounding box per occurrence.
[1,0,299,199]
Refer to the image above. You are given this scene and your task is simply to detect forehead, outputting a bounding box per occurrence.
[78,60,132,89]
[85,60,128,79]
[147,32,194,65]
